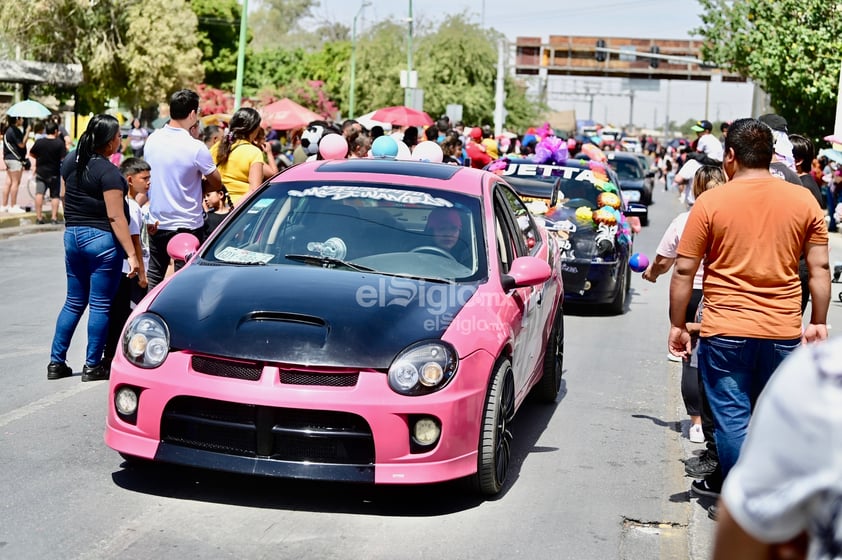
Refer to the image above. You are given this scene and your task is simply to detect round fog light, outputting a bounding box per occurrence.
[412,417,441,446]
[115,387,139,416]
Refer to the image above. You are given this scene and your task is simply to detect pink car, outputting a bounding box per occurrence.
[105,159,564,496]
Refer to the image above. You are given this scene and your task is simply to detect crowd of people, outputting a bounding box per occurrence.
[637,114,838,558]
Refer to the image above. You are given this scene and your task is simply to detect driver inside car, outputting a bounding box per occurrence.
[420,207,470,265]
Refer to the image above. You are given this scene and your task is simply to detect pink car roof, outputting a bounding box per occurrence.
[275,159,489,197]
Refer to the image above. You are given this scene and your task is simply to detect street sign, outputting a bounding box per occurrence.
[400,70,418,89]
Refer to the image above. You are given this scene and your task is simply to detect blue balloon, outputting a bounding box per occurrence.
[629,252,650,273]
[371,135,398,158]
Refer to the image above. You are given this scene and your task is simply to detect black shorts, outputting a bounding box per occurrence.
[35,175,61,198]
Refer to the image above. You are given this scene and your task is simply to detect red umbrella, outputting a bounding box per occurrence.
[370,105,433,127]
[260,98,322,130]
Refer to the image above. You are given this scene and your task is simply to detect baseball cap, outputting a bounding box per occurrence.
[469,127,483,140]
[758,114,788,133]
[691,120,713,133]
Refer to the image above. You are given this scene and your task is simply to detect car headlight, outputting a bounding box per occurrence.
[388,341,458,396]
[624,190,642,202]
[122,313,170,368]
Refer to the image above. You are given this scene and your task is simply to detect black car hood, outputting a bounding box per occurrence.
[147,261,477,369]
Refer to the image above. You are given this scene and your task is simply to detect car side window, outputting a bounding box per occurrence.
[497,184,539,255]
[493,198,517,275]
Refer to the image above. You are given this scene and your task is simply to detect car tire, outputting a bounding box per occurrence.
[607,262,628,315]
[533,307,564,403]
[473,359,516,496]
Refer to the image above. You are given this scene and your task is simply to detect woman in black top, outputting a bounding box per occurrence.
[2,114,31,213]
[47,114,139,382]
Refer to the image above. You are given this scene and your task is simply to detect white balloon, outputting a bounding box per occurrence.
[411,140,444,163]
[395,140,411,161]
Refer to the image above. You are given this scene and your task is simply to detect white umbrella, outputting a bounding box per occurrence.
[6,99,52,119]
[356,110,391,132]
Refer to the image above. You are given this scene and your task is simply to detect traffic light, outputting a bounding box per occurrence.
[596,39,606,62]
[649,45,660,68]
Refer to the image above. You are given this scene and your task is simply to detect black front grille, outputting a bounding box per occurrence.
[161,396,375,465]
[280,370,359,387]
[192,355,263,381]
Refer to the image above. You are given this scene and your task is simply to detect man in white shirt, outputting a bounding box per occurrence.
[690,119,724,164]
[144,89,223,289]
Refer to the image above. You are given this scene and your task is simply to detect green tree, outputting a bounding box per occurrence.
[694,0,842,137]
[414,15,502,126]
[0,0,204,113]
[191,0,243,89]
[348,21,408,112]
[250,0,318,52]
[120,0,204,110]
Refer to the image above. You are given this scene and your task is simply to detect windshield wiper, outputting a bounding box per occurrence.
[375,271,455,285]
[285,254,376,272]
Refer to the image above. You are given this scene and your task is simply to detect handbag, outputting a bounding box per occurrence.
[3,135,29,169]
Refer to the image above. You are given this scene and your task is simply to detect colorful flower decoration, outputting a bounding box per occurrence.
[532,135,568,166]
[575,206,594,225]
[488,158,509,174]
[597,192,621,210]
[592,207,617,226]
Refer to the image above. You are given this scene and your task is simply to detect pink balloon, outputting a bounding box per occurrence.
[411,140,444,163]
[319,134,349,160]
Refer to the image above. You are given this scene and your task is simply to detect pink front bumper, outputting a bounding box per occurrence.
[104,349,495,485]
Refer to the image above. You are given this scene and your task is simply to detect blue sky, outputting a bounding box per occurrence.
[308,0,754,129]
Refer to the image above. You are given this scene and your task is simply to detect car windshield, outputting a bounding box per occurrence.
[606,159,643,180]
[201,181,487,282]
[497,161,615,210]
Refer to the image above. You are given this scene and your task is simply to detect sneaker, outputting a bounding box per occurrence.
[47,362,73,380]
[7,205,25,214]
[684,452,719,478]
[50,219,59,225]
[667,352,682,362]
[690,479,721,499]
[36,217,46,225]
[81,363,110,382]
[0,205,7,212]
[688,423,705,443]
[707,504,718,520]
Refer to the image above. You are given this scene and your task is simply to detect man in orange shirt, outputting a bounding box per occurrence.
[668,118,830,513]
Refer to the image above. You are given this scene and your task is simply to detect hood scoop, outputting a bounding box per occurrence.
[236,311,329,349]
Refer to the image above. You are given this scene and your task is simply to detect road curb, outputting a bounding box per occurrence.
[0,213,63,240]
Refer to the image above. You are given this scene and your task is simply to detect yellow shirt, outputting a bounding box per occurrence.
[481,138,499,160]
[210,140,264,204]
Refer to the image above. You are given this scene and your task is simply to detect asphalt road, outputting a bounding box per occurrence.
[2,183,841,560]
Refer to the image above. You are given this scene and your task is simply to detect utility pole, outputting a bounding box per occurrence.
[493,40,506,136]
[234,0,249,110]
[349,1,371,119]
[404,0,414,107]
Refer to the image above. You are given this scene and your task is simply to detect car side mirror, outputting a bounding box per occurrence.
[167,232,200,263]
[645,171,656,178]
[501,255,552,291]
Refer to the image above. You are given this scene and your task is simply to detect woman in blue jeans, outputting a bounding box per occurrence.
[48,115,139,382]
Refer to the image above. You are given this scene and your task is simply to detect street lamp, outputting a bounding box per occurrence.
[349,0,371,119]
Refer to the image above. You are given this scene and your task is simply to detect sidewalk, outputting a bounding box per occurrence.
[0,210,64,239]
